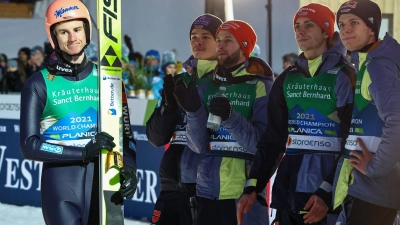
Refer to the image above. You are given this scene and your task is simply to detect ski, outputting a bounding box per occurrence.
[97,0,124,224]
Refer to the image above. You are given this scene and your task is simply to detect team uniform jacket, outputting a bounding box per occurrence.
[245,34,355,213]
[333,33,400,210]
[146,56,217,192]
[185,57,274,200]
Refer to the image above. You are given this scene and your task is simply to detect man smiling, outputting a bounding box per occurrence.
[146,13,223,225]
[237,3,356,225]
[333,1,400,224]
[19,1,138,224]
[174,20,274,225]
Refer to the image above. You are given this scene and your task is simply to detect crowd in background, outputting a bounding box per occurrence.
[0,36,180,99]
[0,35,283,101]
[0,46,46,93]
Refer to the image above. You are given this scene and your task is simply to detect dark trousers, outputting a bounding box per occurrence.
[193,196,237,225]
[151,190,194,225]
[273,209,335,225]
[337,196,397,225]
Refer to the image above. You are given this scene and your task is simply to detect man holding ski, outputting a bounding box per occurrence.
[19,1,138,224]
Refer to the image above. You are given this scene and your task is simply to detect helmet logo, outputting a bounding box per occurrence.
[54,6,80,19]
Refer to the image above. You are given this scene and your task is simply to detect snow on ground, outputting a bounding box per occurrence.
[2,202,399,225]
[0,202,149,225]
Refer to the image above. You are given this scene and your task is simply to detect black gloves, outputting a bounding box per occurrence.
[120,165,138,198]
[209,97,232,121]
[163,74,178,114]
[173,80,202,113]
[82,132,116,163]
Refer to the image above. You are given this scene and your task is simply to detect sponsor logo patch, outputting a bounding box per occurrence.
[40,143,63,154]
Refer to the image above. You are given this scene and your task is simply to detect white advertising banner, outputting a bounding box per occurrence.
[0,94,20,120]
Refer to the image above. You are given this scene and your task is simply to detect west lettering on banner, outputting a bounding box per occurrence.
[0,145,6,174]
[131,169,158,204]
[2,156,42,191]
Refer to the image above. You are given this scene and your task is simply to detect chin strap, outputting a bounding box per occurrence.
[54,43,88,61]
[46,50,88,76]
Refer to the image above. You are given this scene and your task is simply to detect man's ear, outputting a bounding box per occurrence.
[323,31,329,39]
[369,28,376,40]
[328,32,339,49]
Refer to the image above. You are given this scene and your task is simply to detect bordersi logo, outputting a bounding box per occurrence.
[54,6,79,19]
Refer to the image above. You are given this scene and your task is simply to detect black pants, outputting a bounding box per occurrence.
[337,196,397,225]
[86,159,100,224]
[193,196,237,225]
[151,190,194,225]
[273,210,334,225]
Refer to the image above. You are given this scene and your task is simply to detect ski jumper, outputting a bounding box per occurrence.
[244,34,355,225]
[146,57,216,225]
[19,61,137,225]
[186,57,274,225]
[334,33,400,225]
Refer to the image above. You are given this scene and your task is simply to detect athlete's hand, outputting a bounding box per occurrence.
[349,138,373,175]
[303,195,329,224]
[209,97,232,121]
[237,192,257,225]
[120,165,138,199]
[82,132,115,163]
[163,74,178,113]
[173,80,201,113]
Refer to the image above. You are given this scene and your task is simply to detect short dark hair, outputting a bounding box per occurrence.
[282,52,298,65]
[0,53,7,63]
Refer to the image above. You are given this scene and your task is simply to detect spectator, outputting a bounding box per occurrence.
[0,58,27,93]
[121,56,135,93]
[30,45,46,73]
[18,47,31,60]
[144,49,163,100]
[282,52,298,70]
[0,53,7,79]
[124,34,143,67]
[144,49,161,74]
[161,50,177,76]
[18,47,32,76]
